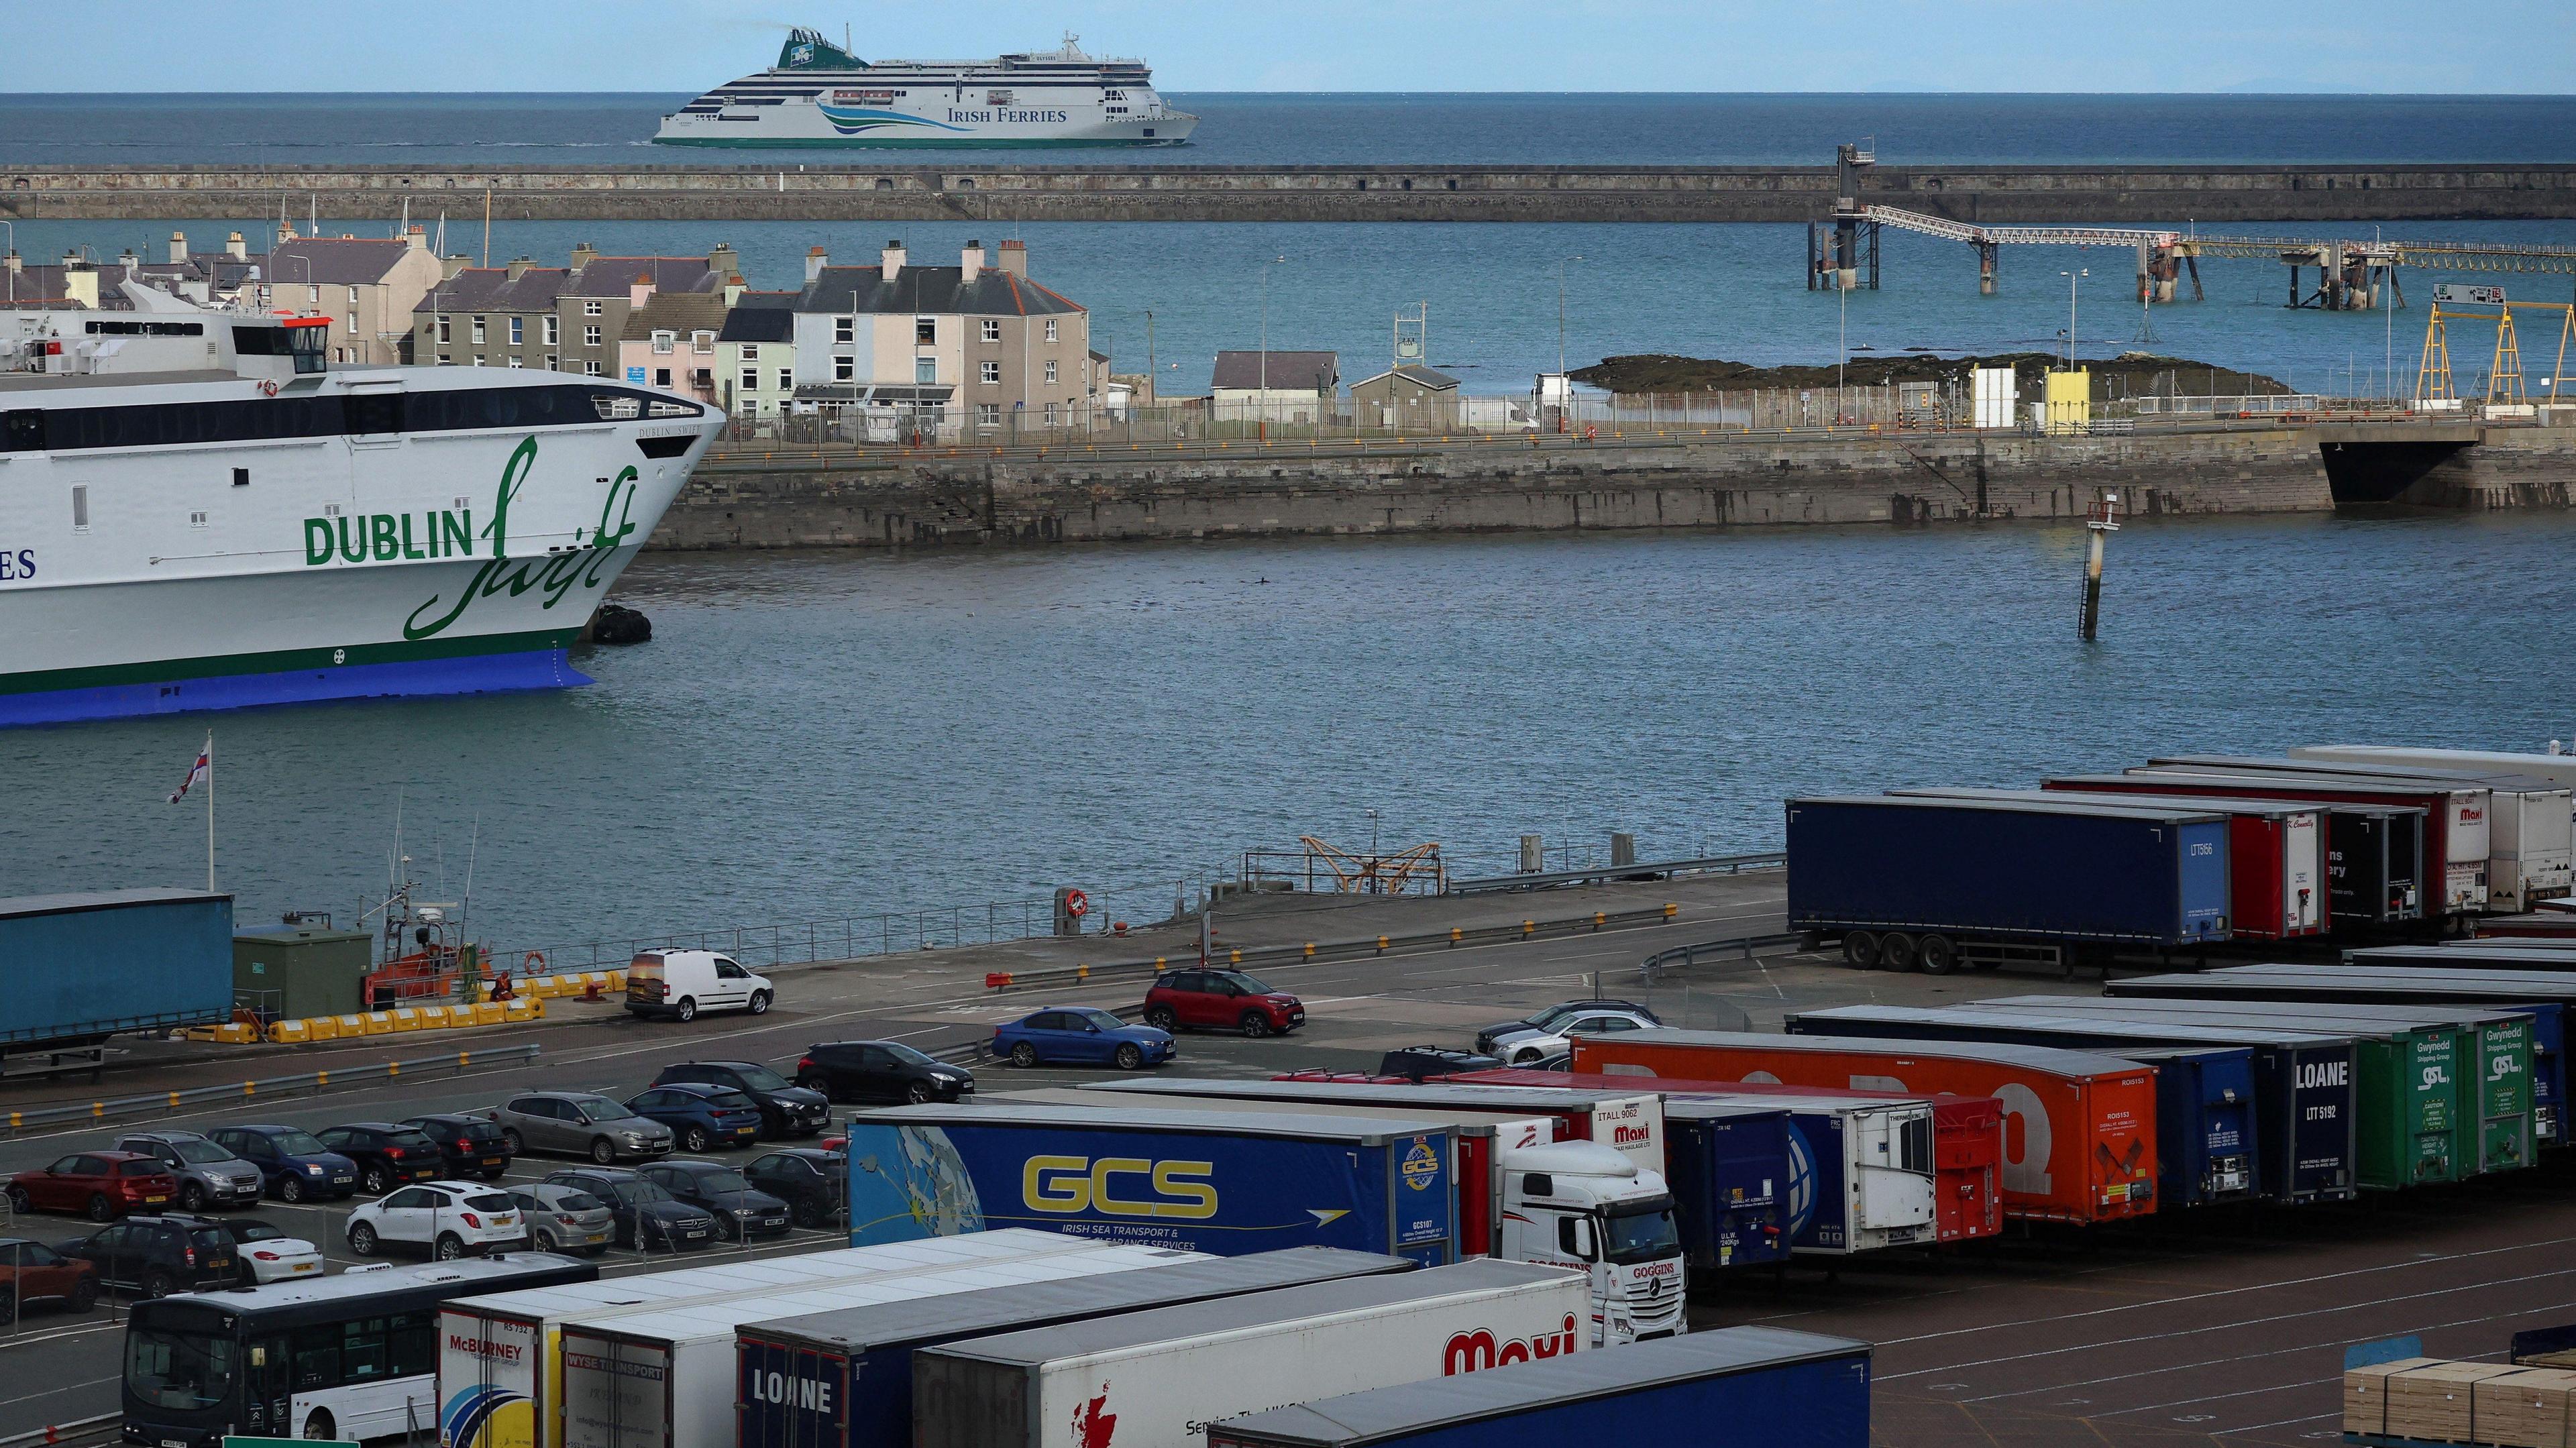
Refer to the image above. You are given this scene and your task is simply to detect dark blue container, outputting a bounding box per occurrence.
[735,1248,1409,1448]
[1657,1103,1793,1272]
[1787,1003,2353,1206]
[2113,1046,2263,1209]
[1785,796,2233,954]
[0,889,234,1047]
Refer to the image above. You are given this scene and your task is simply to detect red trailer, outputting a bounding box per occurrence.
[1892,787,2329,940]
[1568,1029,2159,1224]
[1450,1068,2005,1245]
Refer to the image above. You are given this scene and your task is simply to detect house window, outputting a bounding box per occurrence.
[543,354,557,370]
[980,361,1000,385]
[1042,361,1057,384]
[834,317,854,344]
[692,331,714,353]
[584,361,602,376]
[435,318,451,343]
[651,330,675,355]
[739,399,759,419]
[347,286,360,309]
[741,367,759,392]
[974,403,1000,429]
[915,317,936,345]
[584,300,603,317]
[1043,320,1059,343]
[739,344,758,361]
[471,356,485,367]
[508,317,524,345]
[777,368,794,391]
[1043,402,1059,425]
[470,318,486,343]
[584,325,602,347]
[190,510,210,530]
[436,354,451,365]
[980,319,1000,343]
[691,368,712,390]
[543,316,559,345]
[915,357,936,384]
[507,356,524,368]
[653,368,672,388]
[833,355,854,383]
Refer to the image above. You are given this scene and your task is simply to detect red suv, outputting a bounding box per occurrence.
[1143,970,1305,1038]
[5,1151,181,1221]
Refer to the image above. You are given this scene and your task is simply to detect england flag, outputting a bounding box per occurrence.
[168,739,211,803]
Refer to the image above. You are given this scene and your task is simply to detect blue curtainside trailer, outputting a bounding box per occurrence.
[1653,1104,1794,1274]
[0,889,234,1050]
[840,1103,1458,1266]
[1205,1326,1871,1448]
[1785,795,2233,974]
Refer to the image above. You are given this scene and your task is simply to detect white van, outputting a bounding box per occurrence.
[625,950,775,1022]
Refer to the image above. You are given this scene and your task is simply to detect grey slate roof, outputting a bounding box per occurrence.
[619,290,731,342]
[794,265,1082,318]
[415,266,572,317]
[716,292,798,343]
[268,238,417,286]
[565,257,719,297]
[1354,365,1460,390]
[0,264,138,309]
[1212,350,1338,392]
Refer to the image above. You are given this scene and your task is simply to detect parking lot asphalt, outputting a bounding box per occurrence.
[9,873,2561,1448]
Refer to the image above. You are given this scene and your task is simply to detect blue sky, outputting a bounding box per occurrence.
[15,0,2572,93]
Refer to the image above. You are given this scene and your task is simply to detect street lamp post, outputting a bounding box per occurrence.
[2060,268,2088,370]
[1837,272,1848,425]
[1258,254,1285,444]
[1556,254,1584,433]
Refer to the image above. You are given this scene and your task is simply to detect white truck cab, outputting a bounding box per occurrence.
[1495,1139,1687,1345]
[625,950,775,1022]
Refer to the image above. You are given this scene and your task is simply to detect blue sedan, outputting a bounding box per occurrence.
[994,1007,1176,1070]
[205,1125,360,1203]
[624,1083,766,1153]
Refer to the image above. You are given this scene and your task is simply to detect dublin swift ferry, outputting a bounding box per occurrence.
[653,26,1197,149]
[0,286,722,726]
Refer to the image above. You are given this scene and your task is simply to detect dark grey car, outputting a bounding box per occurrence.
[638,1160,791,1241]
[113,1133,265,1212]
[541,1168,717,1253]
[506,1184,617,1256]
[487,1092,674,1164]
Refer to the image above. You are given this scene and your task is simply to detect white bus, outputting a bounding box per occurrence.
[123,1255,596,1448]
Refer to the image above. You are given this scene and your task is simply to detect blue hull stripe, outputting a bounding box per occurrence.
[0,650,593,727]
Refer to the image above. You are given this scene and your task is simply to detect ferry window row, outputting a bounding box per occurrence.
[1,386,695,453]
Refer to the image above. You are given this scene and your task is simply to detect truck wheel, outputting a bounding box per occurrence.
[1878,933,1919,971]
[1841,932,1880,968]
[1917,934,1958,974]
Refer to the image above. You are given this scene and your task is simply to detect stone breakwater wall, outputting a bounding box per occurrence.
[654,428,2361,551]
[8,164,2575,223]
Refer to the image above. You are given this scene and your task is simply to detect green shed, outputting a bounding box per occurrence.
[231,927,373,1020]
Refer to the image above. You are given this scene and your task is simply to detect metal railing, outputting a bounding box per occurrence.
[1,1043,541,1137]
[1639,931,1810,984]
[1449,851,1786,895]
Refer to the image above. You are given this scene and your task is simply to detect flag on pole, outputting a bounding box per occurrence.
[168,738,211,804]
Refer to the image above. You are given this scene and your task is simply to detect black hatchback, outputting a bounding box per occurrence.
[314,1123,444,1196]
[794,1041,975,1105]
[53,1215,238,1298]
[638,1159,792,1241]
[397,1113,516,1181]
[648,1061,831,1138]
[745,1148,845,1229]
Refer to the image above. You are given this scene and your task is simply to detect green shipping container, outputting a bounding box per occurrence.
[231,926,373,1020]
[2476,1017,2537,1174]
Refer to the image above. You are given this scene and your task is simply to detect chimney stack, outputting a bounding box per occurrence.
[707,243,741,280]
[629,274,653,309]
[168,231,189,266]
[570,241,600,272]
[723,272,745,306]
[65,259,98,310]
[4,252,19,276]
[406,224,429,253]
[441,254,472,280]
[225,231,248,261]
[960,239,984,284]
[506,256,535,280]
[878,239,904,282]
[806,245,832,285]
[997,238,1028,277]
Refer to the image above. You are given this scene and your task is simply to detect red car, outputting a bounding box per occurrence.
[1142,969,1305,1038]
[0,1236,99,1322]
[5,1151,181,1221]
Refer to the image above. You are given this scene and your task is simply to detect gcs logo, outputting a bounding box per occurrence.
[1024,1156,1217,1219]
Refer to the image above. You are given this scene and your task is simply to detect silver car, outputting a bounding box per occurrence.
[508,1183,617,1256]
[487,1092,675,1164]
[115,1131,266,1211]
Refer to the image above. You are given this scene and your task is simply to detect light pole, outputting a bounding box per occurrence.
[1556,254,1583,432]
[2060,268,2088,370]
[1,221,13,305]
[1836,273,1848,425]
[1258,254,1285,443]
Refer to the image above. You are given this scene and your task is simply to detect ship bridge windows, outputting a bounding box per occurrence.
[0,384,681,455]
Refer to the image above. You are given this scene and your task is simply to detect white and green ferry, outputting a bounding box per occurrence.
[653,27,1197,149]
[0,287,720,726]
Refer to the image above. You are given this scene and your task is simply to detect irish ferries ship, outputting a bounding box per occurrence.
[0,286,720,726]
[653,26,1197,148]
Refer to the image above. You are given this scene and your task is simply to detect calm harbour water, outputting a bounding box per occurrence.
[4,512,2571,952]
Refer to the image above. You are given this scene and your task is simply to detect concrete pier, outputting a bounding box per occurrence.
[7,162,2575,223]
[653,422,2576,551]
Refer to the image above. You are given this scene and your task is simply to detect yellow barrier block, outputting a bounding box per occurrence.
[360,1013,394,1036]
[505,998,541,1021]
[416,1005,451,1028]
[1377,935,1391,952]
[1664,902,1680,917]
[335,1013,370,1036]
[605,970,625,991]
[214,1021,257,1044]
[304,1016,340,1042]
[474,1001,506,1025]
[527,976,563,998]
[267,1019,311,1044]
[1304,942,1316,958]
[388,1009,422,1033]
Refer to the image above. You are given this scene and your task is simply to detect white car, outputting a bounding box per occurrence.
[343,1180,525,1260]
[1491,1008,1659,1066]
[227,1219,324,1282]
[625,950,774,1023]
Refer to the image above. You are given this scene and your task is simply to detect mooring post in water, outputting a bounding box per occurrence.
[2080,489,2120,640]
